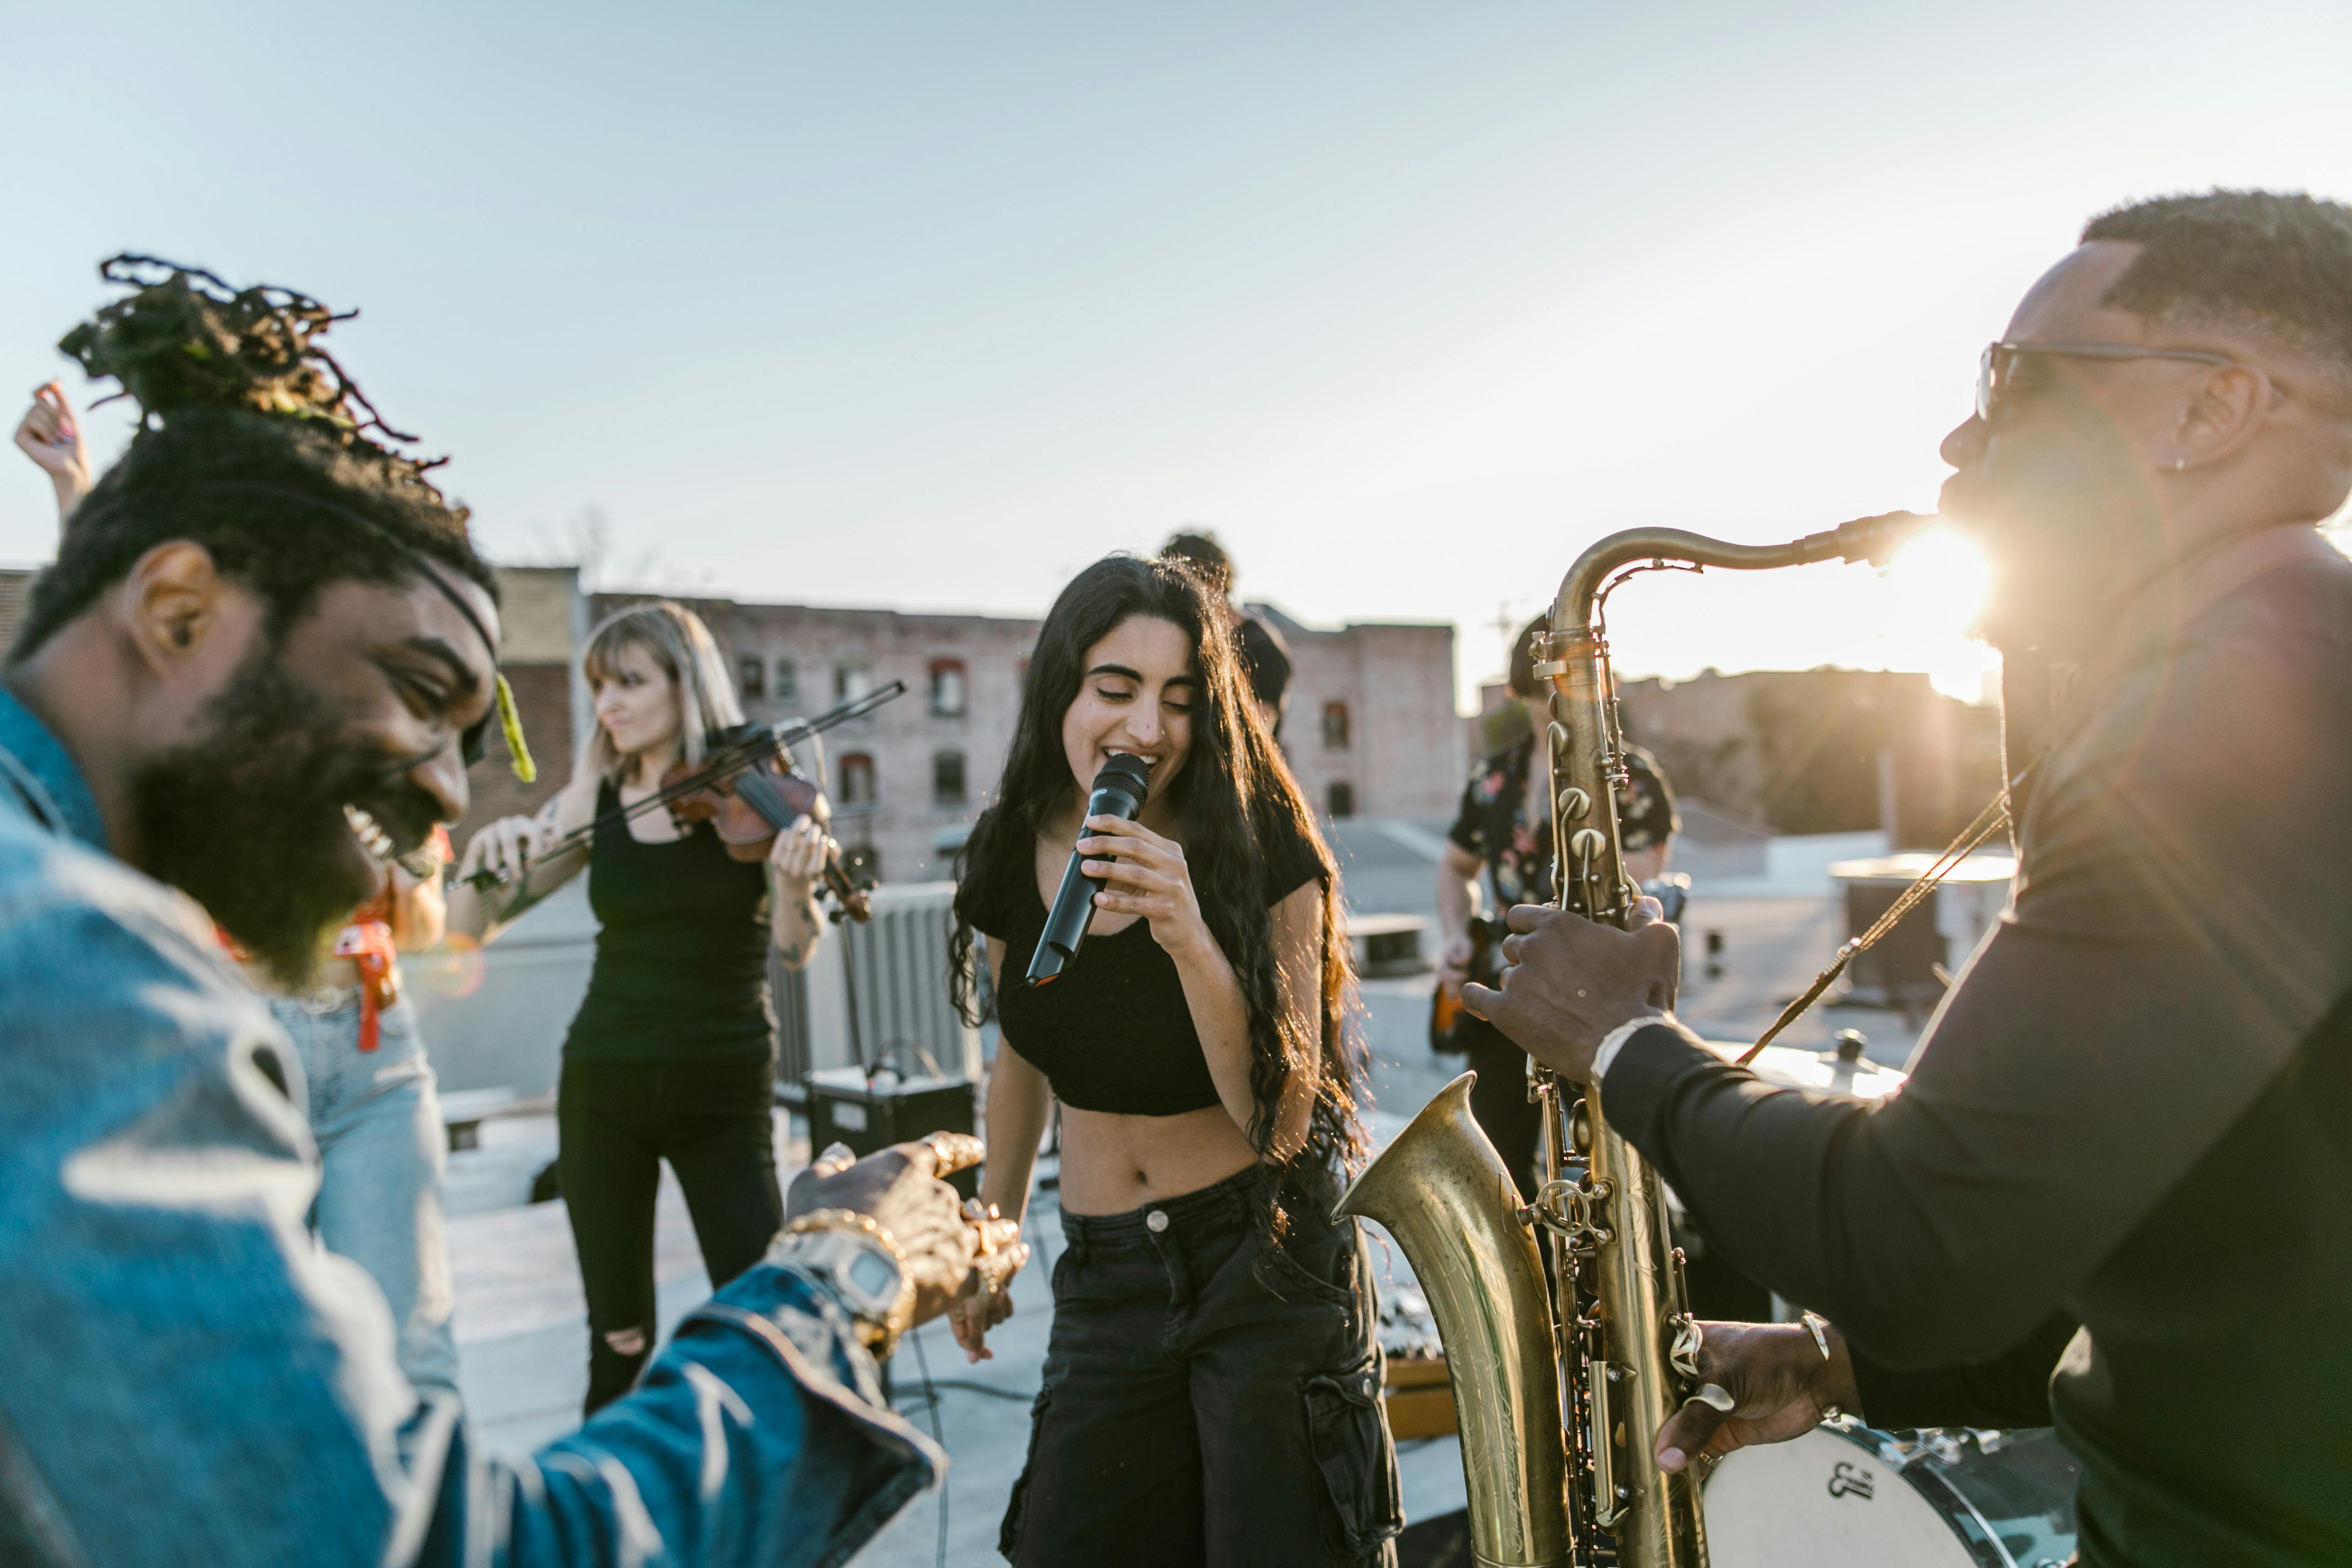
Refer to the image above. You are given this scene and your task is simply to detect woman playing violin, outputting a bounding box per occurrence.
[449,600,828,1413]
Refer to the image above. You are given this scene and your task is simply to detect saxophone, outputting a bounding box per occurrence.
[1337,511,1931,1568]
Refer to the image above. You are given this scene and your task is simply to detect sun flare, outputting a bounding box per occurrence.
[1881,524,1998,702]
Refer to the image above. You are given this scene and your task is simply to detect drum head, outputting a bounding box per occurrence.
[1704,1428,1981,1568]
[1704,1424,2081,1568]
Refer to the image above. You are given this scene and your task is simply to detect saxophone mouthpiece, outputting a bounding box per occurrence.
[1831,509,1938,567]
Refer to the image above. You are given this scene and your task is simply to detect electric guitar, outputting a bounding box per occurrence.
[1427,914,1503,1055]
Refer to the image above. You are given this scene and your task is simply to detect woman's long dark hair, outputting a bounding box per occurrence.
[950,555,1369,1238]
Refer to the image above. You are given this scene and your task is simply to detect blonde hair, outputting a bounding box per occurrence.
[581,601,743,782]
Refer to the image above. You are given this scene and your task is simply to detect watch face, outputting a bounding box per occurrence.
[846,1247,901,1299]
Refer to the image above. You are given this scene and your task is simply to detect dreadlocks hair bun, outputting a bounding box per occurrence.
[10,256,497,663]
[57,254,462,514]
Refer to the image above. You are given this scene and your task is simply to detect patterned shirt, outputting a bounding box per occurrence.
[1445,732,1677,908]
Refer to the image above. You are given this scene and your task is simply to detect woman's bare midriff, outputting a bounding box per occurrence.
[1055,1101,1260,1215]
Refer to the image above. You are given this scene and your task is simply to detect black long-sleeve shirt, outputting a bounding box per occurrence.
[1604,526,2352,1567]
[1846,1310,2080,1432]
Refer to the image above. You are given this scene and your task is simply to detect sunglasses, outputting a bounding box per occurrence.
[1976,340,2238,424]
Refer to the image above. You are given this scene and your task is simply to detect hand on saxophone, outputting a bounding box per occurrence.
[1459,896,1680,1082]
[1651,1318,1862,1476]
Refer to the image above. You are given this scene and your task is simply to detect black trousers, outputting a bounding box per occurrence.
[556,1056,783,1414]
[1001,1167,1402,1567]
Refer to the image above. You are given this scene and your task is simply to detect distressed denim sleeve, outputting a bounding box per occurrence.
[0,833,937,1568]
[474,1272,941,1568]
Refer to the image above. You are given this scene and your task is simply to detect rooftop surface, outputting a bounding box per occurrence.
[444,830,1934,1563]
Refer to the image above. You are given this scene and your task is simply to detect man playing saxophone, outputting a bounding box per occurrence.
[1464,189,2352,1567]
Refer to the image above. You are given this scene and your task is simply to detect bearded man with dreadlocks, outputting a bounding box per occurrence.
[0,259,1018,1568]
[15,378,464,1401]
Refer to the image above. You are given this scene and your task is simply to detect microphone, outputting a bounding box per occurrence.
[1027,752,1154,986]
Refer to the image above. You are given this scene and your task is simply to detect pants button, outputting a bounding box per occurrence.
[1145,1209,1169,1233]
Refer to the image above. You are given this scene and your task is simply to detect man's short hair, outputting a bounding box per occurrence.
[1160,531,1233,597]
[2083,190,2352,379]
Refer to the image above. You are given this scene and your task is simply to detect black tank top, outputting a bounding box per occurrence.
[973,824,1325,1115]
[564,778,775,1062]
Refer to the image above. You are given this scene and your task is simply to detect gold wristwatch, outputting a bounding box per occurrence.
[770,1209,916,1358]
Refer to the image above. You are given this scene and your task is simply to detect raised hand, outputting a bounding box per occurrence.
[14,384,91,515]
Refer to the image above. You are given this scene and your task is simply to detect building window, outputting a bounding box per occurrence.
[738,655,765,700]
[1327,781,1356,819]
[839,752,876,810]
[934,750,967,805]
[1321,701,1351,751]
[774,658,798,706]
[930,658,968,717]
[835,662,872,702]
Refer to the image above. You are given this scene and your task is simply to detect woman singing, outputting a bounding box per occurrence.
[949,556,1400,1567]
[450,601,829,1413]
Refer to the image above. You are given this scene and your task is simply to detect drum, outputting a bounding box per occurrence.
[1703,1423,2081,1568]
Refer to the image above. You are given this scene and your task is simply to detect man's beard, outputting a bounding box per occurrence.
[132,650,441,989]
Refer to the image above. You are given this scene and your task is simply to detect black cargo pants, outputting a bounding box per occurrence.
[1000,1166,1402,1567]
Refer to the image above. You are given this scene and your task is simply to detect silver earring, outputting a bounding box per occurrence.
[2173,456,2187,471]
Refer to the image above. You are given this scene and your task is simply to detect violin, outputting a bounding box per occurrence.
[457,680,907,910]
[663,724,874,923]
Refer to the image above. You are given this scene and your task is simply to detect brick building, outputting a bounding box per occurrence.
[594,593,1463,884]
[592,593,1038,885]
[1463,665,2004,850]
[0,562,1463,883]
[1251,606,1463,826]
[1614,667,2003,848]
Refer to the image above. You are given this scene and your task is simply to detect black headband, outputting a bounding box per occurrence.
[68,480,534,781]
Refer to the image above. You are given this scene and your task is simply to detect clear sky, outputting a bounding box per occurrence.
[6,1,2350,706]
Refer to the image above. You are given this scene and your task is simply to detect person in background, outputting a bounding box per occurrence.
[1435,614,1677,1191]
[449,599,832,1414]
[15,383,462,1395]
[948,554,1400,1566]
[1,253,1020,1565]
[1161,530,1295,739]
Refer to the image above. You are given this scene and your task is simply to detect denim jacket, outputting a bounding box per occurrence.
[0,687,939,1567]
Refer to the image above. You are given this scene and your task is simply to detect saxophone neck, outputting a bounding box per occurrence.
[1547,510,1936,634]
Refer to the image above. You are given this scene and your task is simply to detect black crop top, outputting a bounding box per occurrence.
[972,826,1326,1116]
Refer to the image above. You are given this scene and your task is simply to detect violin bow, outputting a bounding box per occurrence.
[459,680,908,891]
